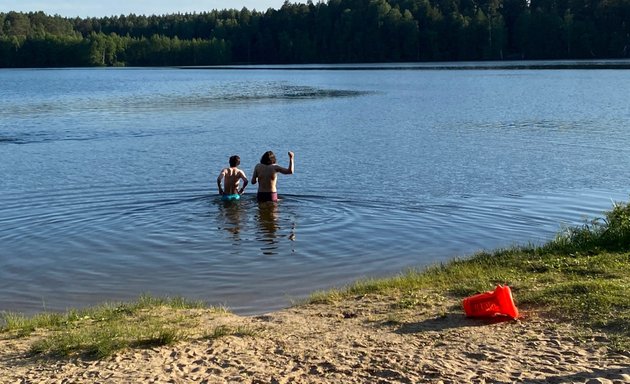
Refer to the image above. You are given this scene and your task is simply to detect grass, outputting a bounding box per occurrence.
[0,295,231,358]
[203,324,261,340]
[309,200,630,352]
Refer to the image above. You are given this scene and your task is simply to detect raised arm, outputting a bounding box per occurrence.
[276,151,294,175]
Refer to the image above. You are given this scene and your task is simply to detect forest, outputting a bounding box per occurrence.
[0,0,628,67]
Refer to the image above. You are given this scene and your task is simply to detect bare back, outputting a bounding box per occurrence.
[252,163,281,192]
[251,151,294,194]
[220,167,247,194]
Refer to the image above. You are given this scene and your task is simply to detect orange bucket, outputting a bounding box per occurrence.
[462,285,519,319]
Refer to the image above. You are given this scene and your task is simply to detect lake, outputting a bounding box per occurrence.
[1,62,629,315]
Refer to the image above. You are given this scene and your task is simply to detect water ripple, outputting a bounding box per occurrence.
[0,185,626,315]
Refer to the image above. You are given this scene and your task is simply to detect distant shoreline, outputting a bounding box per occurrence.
[179,59,630,71]
[3,59,630,71]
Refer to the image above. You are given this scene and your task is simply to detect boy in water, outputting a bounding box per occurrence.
[217,155,248,201]
[252,151,294,202]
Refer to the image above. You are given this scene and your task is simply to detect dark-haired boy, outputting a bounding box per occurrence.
[217,155,248,201]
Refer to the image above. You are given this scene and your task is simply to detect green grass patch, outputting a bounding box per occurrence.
[0,295,221,358]
[203,324,260,340]
[29,320,182,359]
[308,200,630,352]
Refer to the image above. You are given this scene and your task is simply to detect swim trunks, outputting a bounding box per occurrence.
[256,192,278,202]
[221,194,240,201]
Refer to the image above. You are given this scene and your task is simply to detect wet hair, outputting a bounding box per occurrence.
[260,151,276,165]
[229,155,240,167]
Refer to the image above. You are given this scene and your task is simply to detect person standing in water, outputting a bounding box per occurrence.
[217,155,248,201]
[252,151,294,202]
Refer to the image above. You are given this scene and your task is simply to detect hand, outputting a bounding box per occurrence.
[288,151,294,159]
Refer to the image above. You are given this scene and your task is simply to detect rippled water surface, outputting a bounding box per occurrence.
[1,64,629,314]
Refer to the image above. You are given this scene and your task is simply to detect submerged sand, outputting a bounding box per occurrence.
[1,294,628,383]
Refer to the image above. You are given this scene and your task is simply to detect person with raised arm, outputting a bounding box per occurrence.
[251,151,294,202]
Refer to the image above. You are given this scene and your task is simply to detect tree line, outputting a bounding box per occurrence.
[1,0,628,67]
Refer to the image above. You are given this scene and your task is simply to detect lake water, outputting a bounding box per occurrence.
[1,63,629,315]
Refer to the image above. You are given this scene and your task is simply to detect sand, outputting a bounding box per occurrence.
[1,294,628,383]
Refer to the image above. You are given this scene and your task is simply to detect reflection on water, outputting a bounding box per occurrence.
[215,198,297,256]
[217,199,246,241]
[256,202,279,253]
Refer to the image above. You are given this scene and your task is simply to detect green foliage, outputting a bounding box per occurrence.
[0,312,65,337]
[522,280,630,349]
[2,0,629,68]
[543,200,630,254]
[29,320,182,359]
[0,295,213,358]
[132,294,207,310]
[203,324,260,340]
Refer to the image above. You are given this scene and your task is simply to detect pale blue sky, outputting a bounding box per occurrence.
[1,1,296,18]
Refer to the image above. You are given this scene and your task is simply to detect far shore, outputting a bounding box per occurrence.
[179,58,630,71]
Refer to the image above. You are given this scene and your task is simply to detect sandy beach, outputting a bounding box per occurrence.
[1,293,628,383]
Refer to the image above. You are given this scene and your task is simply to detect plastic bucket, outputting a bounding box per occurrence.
[462,285,519,319]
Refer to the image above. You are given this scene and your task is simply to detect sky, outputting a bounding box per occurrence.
[0,1,297,18]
